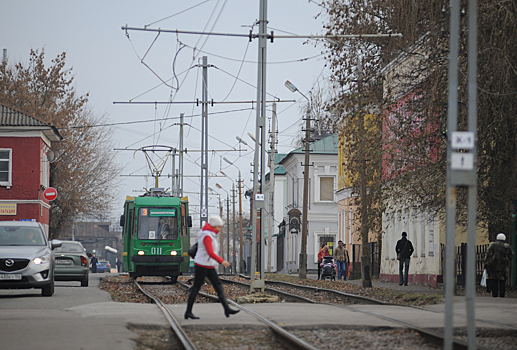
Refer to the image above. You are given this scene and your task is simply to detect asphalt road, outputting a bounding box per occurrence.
[0,273,167,350]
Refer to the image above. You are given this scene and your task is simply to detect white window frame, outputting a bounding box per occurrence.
[316,175,336,203]
[0,149,12,188]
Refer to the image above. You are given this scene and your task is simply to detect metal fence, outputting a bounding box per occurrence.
[440,243,489,286]
[351,241,382,279]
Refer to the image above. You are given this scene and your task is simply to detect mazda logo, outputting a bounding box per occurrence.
[5,259,14,267]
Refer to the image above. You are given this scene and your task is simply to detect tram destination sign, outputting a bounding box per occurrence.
[149,209,176,217]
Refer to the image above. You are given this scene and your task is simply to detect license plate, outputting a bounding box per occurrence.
[56,260,72,265]
[0,274,22,280]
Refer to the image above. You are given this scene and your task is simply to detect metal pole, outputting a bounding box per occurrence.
[268,102,276,272]
[200,56,208,227]
[179,113,184,197]
[466,0,478,347]
[445,1,460,348]
[204,57,209,227]
[251,0,267,292]
[219,195,224,273]
[239,172,244,274]
[232,184,237,274]
[300,104,310,279]
[227,195,230,272]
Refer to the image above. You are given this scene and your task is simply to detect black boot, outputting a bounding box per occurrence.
[213,281,240,317]
[184,288,200,319]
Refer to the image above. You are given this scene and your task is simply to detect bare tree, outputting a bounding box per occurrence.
[0,49,123,238]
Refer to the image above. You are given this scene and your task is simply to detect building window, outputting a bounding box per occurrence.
[0,149,12,187]
[319,177,334,201]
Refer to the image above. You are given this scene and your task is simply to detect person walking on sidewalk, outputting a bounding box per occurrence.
[485,233,514,298]
[334,240,350,281]
[185,215,240,320]
[396,232,414,286]
[317,244,330,280]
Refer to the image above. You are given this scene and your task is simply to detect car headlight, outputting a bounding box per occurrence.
[33,254,51,265]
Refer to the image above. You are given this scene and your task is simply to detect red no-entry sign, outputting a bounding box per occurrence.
[43,187,58,201]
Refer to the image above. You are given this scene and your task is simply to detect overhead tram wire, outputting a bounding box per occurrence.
[144,0,213,28]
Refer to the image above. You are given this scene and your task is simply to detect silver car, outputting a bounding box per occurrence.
[0,221,62,296]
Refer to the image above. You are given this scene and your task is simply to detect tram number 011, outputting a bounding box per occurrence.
[150,247,162,255]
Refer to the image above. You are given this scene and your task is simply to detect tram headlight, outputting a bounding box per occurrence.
[138,250,145,255]
[170,251,178,256]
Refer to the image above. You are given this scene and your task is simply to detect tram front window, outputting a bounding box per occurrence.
[137,208,178,240]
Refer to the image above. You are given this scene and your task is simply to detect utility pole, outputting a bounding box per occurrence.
[179,113,184,197]
[219,194,224,273]
[300,99,311,279]
[226,195,230,273]
[250,0,267,292]
[357,56,372,288]
[200,56,209,228]
[238,173,244,274]
[268,102,277,272]
[232,184,237,274]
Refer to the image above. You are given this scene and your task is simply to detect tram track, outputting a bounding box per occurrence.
[133,277,320,350]
[219,276,493,350]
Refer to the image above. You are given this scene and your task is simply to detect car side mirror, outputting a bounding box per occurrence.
[51,239,62,250]
[187,216,193,228]
[119,214,125,227]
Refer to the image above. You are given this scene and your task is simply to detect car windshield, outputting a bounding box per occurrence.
[0,226,46,246]
[54,242,84,253]
[137,207,178,240]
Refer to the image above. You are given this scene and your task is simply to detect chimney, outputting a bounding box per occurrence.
[2,49,6,63]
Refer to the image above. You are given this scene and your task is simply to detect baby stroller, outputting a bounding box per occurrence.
[320,256,337,281]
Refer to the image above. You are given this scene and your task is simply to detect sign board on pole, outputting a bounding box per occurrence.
[43,187,58,201]
[200,207,208,218]
[451,131,475,149]
[451,153,474,171]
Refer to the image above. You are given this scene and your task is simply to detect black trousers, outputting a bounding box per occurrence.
[317,260,322,279]
[489,279,506,298]
[187,265,229,313]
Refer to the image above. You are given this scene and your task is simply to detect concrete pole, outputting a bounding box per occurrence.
[466,0,478,347]
[445,1,460,348]
[238,172,244,274]
[219,195,224,273]
[300,105,310,279]
[268,103,277,272]
[227,195,230,273]
[179,113,184,197]
[200,56,208,228]
[251,0,267,292]
[232,184,237,274]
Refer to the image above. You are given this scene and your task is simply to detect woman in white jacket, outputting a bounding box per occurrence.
[185,215,240,319]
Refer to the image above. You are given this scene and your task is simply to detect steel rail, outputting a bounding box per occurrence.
[219,277,317,303]
[176,281,319,350]
[233,276,489,350]
[133,280,196,350]
[237,274,385,305]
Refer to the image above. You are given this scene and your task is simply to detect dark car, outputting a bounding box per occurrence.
[54,241,89,286]
[96,260,111,273]
[0,221,62,296]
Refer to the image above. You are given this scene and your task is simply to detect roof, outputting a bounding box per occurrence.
[0,103,63,142]
[279,133,338,165]
[265,152,287,181]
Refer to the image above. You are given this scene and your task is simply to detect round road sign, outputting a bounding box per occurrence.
[43,187,58,201]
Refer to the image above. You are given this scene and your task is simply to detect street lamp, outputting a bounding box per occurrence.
[285,79,311,279]
[222,162,241,275]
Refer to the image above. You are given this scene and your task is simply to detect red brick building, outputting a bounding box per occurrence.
[0,103,62,236]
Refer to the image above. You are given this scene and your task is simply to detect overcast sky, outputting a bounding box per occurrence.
[1,0,331,227]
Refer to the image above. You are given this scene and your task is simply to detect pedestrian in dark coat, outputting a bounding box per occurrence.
[90,254,98,273]
[485,233,514,297]
[395,232,414,286]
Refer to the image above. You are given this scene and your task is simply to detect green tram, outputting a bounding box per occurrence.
[120,192,192,281]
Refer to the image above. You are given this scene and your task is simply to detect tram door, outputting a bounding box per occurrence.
[319,236,335,255]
